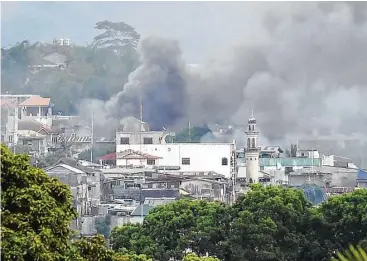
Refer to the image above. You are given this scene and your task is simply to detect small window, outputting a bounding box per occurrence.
[222,157,228,166]
[147,159,156,165]
[143,137,153,144]
[120,137,130,144]
[8,135,13,143]
[182,158,190,165]
[88,186,91,191]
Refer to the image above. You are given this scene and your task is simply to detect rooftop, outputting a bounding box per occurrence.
[19,95,51,107]
[117,149,162,160]
[99,152,116,161]
[130,204,154,216]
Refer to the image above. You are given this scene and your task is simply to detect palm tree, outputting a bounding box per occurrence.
[332,245,367,261]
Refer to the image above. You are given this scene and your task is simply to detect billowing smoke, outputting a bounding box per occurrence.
[80,2,367,164]
[105,37,188,130]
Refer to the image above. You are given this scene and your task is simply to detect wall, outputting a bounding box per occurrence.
[116,131,165,145]
[116,143,234,178]
[289,166,358,187]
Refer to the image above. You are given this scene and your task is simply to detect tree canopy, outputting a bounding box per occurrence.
[110,185,367,261]
[1,20,140,115]
[1,144,76,260]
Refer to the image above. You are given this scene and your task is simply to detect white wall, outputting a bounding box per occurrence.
[116,143,234,178]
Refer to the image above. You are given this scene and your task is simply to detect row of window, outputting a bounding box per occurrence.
[144,157,229,166]
[246,157,258,161]
[120,137,153,144]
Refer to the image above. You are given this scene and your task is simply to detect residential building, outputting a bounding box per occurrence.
[19,95,52,120]
[1,98,19,146]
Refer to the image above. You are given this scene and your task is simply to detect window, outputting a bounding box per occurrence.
[8,135,13,143]
[251,138,255,148]
[247,138,250,148]
[120,137,130,144]
[52,135,58,143]
[182,158,190,165]
[147,159,156,165]
[222,157,228,166]
[144,137,153,144]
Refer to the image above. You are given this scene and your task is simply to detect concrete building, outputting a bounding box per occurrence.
[1,98,19,146]
[116,143,235,178]
[245,112,261,183]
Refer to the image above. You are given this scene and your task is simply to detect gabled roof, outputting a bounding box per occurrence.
[0,98,17,108]
[45,163,85,174]
[130,204,154,216]
[57,157,100,174]
[18,119,52,134]
[117,149,162,160]
[19,95,50,107]
[99,152,116,161]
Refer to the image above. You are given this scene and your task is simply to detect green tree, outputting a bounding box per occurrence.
[183,253,220,261]
[0,144,77,261]
[332,245,367,261]
[230,184,313,261]
[95,215,111,238]
[72,235,152,261]
[111,224,157,259]
[315,189,367,261]
[92,20,140,55]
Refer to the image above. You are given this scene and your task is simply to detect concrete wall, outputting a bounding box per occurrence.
[116,143,235,178]
[116,131,165,145]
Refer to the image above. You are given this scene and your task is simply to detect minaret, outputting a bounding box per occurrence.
[245,111,260,183]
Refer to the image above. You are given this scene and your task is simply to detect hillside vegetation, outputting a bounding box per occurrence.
[1,20,140,115]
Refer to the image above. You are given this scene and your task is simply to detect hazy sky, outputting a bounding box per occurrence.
[1,1,273,63]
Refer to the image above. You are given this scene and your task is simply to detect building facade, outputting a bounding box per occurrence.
[116,143,235,178]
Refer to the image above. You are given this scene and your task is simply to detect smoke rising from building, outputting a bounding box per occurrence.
[82,2,367,163]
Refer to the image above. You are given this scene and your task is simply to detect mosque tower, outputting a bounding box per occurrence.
[245,111,260,183]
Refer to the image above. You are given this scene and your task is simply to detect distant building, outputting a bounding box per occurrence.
[53,38,71,46]
[115,117,236,178]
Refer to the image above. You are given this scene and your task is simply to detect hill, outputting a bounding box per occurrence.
[1,20,140,115]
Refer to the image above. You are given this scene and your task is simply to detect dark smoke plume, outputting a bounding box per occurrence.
[105,37,188,130]
[83,2,367,165]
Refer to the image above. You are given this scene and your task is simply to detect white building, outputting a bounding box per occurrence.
[116,143,236,178]
[245,112,261,183]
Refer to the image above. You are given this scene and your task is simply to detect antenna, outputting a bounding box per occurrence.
[139,92,143,165]
[90,111,94,163]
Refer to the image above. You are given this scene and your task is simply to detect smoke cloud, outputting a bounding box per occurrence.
[83,2,367,164]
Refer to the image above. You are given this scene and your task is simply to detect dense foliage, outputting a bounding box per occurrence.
[0,144,76,260]
[1,20,140,115]
[111,185,367,261]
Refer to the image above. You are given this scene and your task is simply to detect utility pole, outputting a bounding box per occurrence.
[90,111,94,163]
[188,121,191,143]
[139,93,143,165]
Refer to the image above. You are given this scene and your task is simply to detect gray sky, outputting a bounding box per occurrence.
[1,1,272,63]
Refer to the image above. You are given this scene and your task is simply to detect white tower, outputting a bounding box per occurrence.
[245,111,260,183]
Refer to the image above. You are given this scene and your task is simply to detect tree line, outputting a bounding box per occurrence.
[1,143,367,261]
[1,20,140,115]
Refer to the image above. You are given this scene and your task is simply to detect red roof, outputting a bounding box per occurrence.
[98,152,116,161]
[19,95,51,107]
